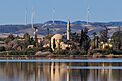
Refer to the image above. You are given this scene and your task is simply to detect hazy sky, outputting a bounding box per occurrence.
[0,0,122,24]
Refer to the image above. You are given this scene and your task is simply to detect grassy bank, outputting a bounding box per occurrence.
[0,51,122,59]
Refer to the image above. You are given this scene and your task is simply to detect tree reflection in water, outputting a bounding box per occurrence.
[0,62,121,81]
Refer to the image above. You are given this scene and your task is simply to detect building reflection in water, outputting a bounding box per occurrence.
[0,62,122,81]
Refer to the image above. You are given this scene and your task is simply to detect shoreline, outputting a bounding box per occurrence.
[0,55,122,59]
[0,51,122,59]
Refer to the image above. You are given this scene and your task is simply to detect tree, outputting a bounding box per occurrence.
[5,34,15,44]
[0,46,6,51]
[8,33,15,40]
[23,33,30,40]
[79,29,91,53]
[22,33,31,49]
[112,31,122,50]
[6,39,22,50]
[23,33,36,48]
[99,26,109,43]
[92,32,99,49]
[29,37,36,46]
[72,32,79,43]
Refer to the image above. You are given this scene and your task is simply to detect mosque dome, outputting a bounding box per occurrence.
[51,34,62,40]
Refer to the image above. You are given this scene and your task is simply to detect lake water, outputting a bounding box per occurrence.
[0,58,122,81]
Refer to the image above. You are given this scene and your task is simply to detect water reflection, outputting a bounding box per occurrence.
[0,62,122,81]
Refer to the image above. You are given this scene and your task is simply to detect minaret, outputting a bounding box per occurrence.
[33,27,38,47]
[67,20,71,41]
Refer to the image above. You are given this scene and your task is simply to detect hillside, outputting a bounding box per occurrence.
[0,20,121,36]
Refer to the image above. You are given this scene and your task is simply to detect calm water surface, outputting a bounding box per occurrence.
[0,58,122,81]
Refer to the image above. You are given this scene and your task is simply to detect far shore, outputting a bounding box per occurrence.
[0,54,122,59]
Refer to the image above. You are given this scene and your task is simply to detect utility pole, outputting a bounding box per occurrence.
[31,8,35,28]
[86,0,90,25]
[25,8,28,26]
[31,8,38,48]
[52,8,55,24]
[87,7,90,25]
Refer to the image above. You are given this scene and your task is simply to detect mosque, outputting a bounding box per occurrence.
[50,20,71,51]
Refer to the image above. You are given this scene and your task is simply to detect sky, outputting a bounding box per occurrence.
[0,0,122,24]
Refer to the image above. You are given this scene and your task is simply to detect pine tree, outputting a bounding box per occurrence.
[79,29,91,53]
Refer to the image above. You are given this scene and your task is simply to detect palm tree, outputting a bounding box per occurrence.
[93,32,97,49]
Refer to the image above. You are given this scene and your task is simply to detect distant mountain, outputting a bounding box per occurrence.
[0,25,30,33]
[108,21,122,26]
[44,20,67,25]
[72,21,87,25]
[0,20,121,37]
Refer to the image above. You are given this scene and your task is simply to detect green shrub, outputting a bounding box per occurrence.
[89,49,113,55]
[53,49,67,55]
[0,46,6,52]
[69,49,80,55]
[112,50,122,55]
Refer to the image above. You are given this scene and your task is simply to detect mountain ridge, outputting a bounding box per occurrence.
[0,20,121,36]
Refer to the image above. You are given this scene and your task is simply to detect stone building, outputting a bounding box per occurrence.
[51,34,69,51]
